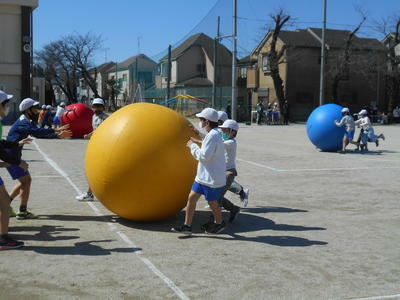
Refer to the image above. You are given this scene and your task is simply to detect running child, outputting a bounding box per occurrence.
[53,101,66,129]
[172,108,226,235]
[7,98,71,219]
[355,109,385,152]
[76,98,109,201]
[0,91,30,250]
[334,107,359,153]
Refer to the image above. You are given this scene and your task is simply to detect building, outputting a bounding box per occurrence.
[107,54,156,104]
[156,33,232,93]
[248,28,386,120]
[0,0,38,118]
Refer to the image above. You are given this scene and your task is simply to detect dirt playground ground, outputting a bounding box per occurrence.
[0,124,399,300]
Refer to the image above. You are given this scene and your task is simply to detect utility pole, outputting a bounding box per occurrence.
[212,16,221,109]
[231,0,238,119]
[167,45,172,101]
[319,0,327,106]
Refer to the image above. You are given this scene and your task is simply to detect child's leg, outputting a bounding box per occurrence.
[0,185,10,236]
[9,183,22,202]
[18,175,32,210]
[208,201,222,224]
[228,180,242,195]
[184,191,201,226]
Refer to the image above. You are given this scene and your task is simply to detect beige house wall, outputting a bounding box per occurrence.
[0,0,38,109]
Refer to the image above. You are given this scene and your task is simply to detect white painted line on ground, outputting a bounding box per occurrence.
[349,293,400,300]
[32,140,191,300]
[238,157,400,173]
[278,166,400,172]
[237,158,279,171]
[30,175,63,178]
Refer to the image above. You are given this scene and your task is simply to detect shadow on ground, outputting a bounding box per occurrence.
[115,207,328,247]
[21,240,141,256]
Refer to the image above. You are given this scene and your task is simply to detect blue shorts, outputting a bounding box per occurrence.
[344,130,355,140]
[191,181,223,202]
[0,177,3,186]
[273,112,279,119]
[7,164,30,180]
[53,116,61,125]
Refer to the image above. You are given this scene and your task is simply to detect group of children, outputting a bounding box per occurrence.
[171,108,249,235]
[334,107,385,153]
[0,90,107,250]
[37,102,67,129]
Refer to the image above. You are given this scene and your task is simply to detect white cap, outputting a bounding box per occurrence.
[341,107,350,113]
[92,98,105,106]
[358,109,368,115]
[42,105,46,109]
[217,111,228,122]
[60,102,66,107]
[0,90,13,104]
[195,107,219,123]
[220,119,239,131]
[19,98,40,112]
[46,105,52,110]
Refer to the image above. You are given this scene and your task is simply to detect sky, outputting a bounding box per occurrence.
[33,0,399,65]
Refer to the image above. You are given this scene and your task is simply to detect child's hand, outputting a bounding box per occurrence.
[0,162,11,168]
[19,160,29,171]
[58,130,72,139]
[55,124,70,133]
[19,138,33,146]
[187,140,194,147]
[190,137,202,144]
[83,133,91,140]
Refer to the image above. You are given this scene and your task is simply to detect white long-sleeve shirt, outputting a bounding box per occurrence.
[355,116,372,130]
[335,115,355,132]
[223,139,237,170]
[55,106,66,118]
[190,128,226,188]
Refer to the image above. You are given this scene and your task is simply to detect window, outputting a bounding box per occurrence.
[239,67,247,78]
[262,55,270,72]
[123,74,127,81]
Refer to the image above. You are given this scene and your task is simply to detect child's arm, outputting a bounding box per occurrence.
[189,135,217,162]
[334,117,345,127]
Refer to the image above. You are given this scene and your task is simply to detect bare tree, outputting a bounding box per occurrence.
[267,9,291,109]
[329,14,366,103]
[35,32,102,103]
[65,32,103,98]
[35,40,79,103]
[373,14,400,113]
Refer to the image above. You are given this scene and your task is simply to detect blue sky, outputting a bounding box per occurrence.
[33,0,399,65]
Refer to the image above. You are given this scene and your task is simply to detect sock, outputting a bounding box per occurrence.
[0,234,9,241]
[19,205,27,212]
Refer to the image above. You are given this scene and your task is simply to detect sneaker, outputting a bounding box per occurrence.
[240,188,249,208]
[229,207,240,223]
[200,221,214,232]
[16,210,39,220]
[380,134,385,141]
[205,221,226,234]
[0,237,24,250]
[9,206,16,218]
[76,193,94,201]
[171,224,192,235]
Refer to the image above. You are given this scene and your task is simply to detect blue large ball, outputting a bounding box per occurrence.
[306,104,346,152]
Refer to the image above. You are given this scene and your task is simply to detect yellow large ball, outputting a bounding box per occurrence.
[85,103,198,221]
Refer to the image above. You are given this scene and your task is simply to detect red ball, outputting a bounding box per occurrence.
[61,103,94,138]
